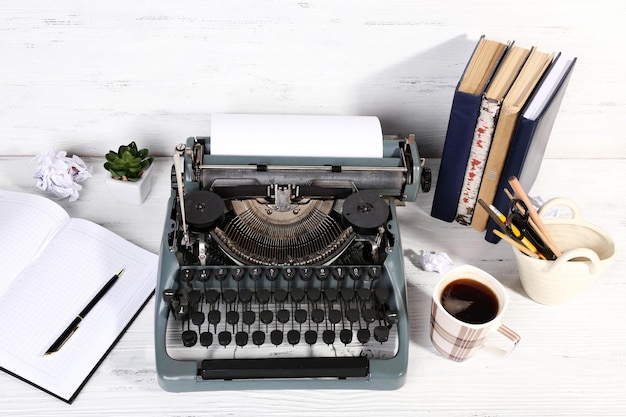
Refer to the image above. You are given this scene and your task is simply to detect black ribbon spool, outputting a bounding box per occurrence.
[184,190,225,231]
[341,191,390,235]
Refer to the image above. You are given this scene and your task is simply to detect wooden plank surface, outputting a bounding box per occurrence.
[0,156,624,416]
[1,0,625,159]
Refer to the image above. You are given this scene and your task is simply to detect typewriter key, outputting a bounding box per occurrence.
[256,289,271,304]
[349,267,362,280]
[331,266,346,280]
[265,267,280,281]
[346,308,359,323]
[260,309,273,325]
[226,310,239,325]
[317,267,330,280]
[191,311,205,327]
[252,330,265,346]
[277,309,290,324]
[188,289,202,305]
[208,310,221,326]
[340,329,353,345]
[361,308,376,324]
[239,289,253,304]
[287,329,300,345]
[324,288,338,303]
[283,267,296,281]
[357,287,371,302]
[249,267,262,280]
[235,331,248,347]
[311,308,325,324]
[162,288,175,303]
[231,267,245,281]
[341,288,355,301]
[374,326,390,343]
[323,330,336,345]
[328,309,342,324]
[367,266,382,280]
[385,310,399,325]
[270,329,283,346]
[197,269,210,282]
[307,288,321,303]
[357,328,371,344]
[222,289,237,304]
[299,267,313,281]
[218,331,231,346]
[200,331,213,347]
[204,289,220,304]
[181,269,194,283]
[305,330,317,345]
[215,268,228,281]
[242,310,256,326]
[273,288,288,304]
[294,309,307,324]
[291,288,305,304]
[181,330,198,347]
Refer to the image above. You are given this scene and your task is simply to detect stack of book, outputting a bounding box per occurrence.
[430,35,576,242]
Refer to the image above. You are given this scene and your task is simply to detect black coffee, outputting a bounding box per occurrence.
[440,279,499,324]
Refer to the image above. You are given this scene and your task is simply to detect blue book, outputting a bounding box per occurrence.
[431,37,508,222]
[484,54,577,243]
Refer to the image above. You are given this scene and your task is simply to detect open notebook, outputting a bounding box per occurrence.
[0,190,157,403]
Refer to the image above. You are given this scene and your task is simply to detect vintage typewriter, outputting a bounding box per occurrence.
[155,122,430,391]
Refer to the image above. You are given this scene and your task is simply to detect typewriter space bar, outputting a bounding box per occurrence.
[200,357,369,380]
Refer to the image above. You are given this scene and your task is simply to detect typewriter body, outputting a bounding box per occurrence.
[155,132,429,391]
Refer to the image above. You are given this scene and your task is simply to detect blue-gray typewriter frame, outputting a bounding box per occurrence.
[155,136,425,391]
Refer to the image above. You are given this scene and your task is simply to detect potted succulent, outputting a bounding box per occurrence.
[103,141,155,205]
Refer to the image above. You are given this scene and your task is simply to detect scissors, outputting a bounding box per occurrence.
[477,199,545,259]
[507,199,557,260]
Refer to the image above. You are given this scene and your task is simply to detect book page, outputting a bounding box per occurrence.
[0,190,69,294]
[0,218,157,401]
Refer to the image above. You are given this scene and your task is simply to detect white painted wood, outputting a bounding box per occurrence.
[0,156,624,415]
[1,1,625,413]
[1,1,625,159]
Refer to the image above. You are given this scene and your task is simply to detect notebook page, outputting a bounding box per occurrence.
[0,190,69,294]
[0,218,157,401]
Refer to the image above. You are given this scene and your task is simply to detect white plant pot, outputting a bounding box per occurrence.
[104,164,154,205]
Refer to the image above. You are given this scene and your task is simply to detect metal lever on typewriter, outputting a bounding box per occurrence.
[173,143,190,246]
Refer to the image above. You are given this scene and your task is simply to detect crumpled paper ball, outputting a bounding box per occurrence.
[414,249,453,274]
[33,149,92,201]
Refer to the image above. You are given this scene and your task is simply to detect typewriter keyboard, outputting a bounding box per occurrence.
[164,265,399,362]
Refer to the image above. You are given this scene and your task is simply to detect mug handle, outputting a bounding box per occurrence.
[551,247,601,274]
[484,324,521,357]
[537,197,580,219]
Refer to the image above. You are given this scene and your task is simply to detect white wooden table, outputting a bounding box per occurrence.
[0,156,624,416]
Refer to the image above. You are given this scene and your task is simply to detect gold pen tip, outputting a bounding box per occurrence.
[116,268,125,277]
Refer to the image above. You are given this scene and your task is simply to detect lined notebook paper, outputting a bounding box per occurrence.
[0,190,157,403]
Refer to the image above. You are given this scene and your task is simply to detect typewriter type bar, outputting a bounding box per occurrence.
[155,134,429,391]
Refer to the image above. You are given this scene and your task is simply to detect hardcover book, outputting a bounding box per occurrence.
[455,45,531,225]
[484,54,577,242]
[471,48,554,231]
[431,36,508,222]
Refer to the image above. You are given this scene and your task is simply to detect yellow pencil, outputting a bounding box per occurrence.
[493,229,540,259]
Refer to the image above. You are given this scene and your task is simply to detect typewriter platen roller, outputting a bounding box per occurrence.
[155,122,430,391]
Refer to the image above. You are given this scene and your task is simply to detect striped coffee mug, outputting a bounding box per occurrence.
[430,265,520,362]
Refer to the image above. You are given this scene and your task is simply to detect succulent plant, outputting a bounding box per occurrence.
[104,141,154,182]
